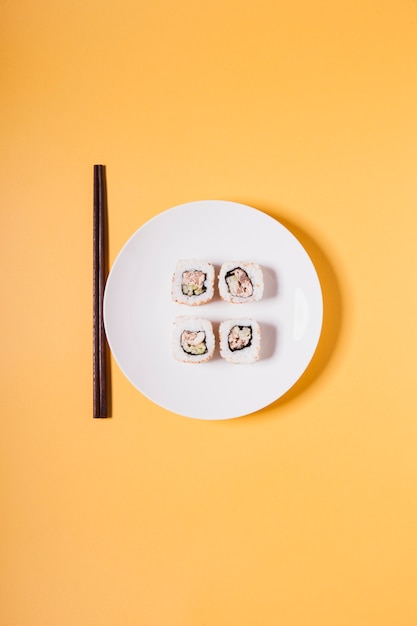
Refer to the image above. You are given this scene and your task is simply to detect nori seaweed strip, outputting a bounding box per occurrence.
[225,267,253,297]
[228,325,253,351]
[181,270,207,296]
[180,330,208,355]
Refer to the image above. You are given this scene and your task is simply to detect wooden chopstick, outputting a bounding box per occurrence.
[93,164,108,418]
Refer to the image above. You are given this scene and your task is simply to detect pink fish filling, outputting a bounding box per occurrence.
[181,270,206,296]
[180,330,207,355]
[225,267,253,298]
[228,325,252,351]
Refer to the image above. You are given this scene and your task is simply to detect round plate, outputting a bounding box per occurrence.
[103,200,323,419]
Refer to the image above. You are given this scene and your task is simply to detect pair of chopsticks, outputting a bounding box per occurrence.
[93,164,108,418]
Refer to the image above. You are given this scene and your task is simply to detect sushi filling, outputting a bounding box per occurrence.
[228,325,252,352]
[181,270,207,297]
[180,330,207,355]
[225,267,253,298]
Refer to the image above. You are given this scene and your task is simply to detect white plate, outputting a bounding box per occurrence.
[103,200,323,420]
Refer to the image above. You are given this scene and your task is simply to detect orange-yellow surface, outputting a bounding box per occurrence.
[1,1,417,625]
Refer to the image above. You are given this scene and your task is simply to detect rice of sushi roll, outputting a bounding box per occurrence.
[218,262,264,303]
[219,318,261,363]
[172,260,215,305]
[173,317,215,363]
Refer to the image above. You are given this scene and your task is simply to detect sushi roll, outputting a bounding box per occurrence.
[173,317,215,363]
[171,260,215,305]
[219,318,261,364]
[218,262,264,303]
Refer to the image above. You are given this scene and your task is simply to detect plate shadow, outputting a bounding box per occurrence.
[241,201,344,411]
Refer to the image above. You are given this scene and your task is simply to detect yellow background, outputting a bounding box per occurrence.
[1,1,417,624]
